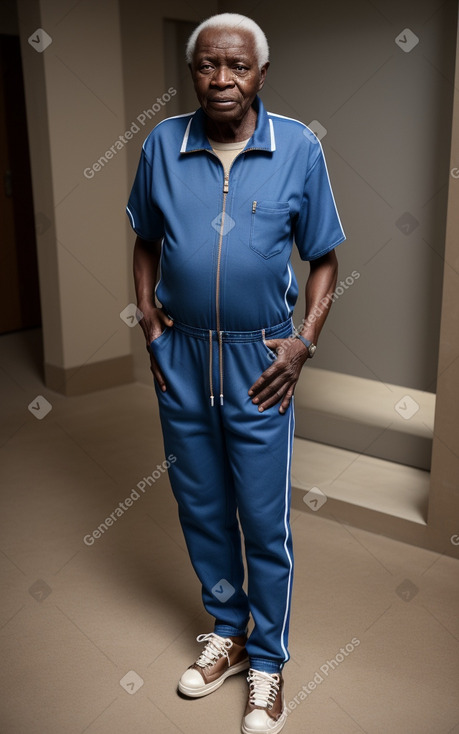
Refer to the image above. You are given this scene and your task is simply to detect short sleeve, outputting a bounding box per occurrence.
[126,148,165,241]
[295,143,345,261]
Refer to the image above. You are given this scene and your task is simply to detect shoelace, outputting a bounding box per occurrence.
[194,633,233,669]
[247,669,280,709]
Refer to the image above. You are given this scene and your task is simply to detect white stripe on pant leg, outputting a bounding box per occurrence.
[280,404,294,662]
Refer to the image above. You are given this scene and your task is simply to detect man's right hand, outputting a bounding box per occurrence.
[138,303,174,391]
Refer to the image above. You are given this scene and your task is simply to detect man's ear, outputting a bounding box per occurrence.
[258,62,270,91]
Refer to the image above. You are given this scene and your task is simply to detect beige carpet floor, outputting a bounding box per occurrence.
[1,329,459,734]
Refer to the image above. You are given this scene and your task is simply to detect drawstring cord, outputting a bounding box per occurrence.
[209,330,224,406]
[218,331,224,406]
[209,330,214,407]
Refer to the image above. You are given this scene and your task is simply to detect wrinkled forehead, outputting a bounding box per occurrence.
[193,27,256,60]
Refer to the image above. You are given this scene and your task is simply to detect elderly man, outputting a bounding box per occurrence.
[127,13,345,734]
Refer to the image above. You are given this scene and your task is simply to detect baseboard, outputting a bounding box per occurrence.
[44,354,134,395]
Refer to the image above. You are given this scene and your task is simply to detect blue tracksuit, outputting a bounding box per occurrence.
[127,96,345,673]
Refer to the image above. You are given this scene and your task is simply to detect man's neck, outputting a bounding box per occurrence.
[205,106,257,144]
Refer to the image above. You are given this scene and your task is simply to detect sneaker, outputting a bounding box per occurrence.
[241,669,287,734]
[178,632,249,698]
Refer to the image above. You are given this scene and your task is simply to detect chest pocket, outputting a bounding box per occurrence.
[249,201,291,259]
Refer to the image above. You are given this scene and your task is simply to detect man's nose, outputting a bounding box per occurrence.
[211,66,234,86]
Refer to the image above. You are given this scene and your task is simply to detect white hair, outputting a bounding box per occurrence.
[185,13,269,69]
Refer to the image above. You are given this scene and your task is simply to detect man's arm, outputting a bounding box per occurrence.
[248,249,338,413]
[133,235,173,390]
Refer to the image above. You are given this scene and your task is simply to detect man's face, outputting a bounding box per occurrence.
[190,27,268,124]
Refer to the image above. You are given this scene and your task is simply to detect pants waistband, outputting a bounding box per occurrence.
[171,318,293,343]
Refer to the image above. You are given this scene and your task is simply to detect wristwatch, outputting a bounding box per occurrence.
[295,334,317,358]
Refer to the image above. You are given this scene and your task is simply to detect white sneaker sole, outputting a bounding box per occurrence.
[178,659,250,698]
[241,706,288,734]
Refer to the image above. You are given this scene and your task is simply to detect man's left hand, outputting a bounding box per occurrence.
[248,337,309,414]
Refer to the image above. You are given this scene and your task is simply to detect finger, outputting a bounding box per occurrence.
[159,311,174,328]
[250,366,289,401]
[149,354,167,391]
[279,385,295,414]
[254,373,292,409]
[149,318,173,344]
[248,370,272,397]
[257,383,292,412]
[264,338,291,358]
[263,338,283,351]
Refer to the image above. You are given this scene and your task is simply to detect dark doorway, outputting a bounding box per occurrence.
[0,33,41,334]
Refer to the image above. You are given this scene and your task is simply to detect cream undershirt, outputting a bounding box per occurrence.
[208,137,251,175]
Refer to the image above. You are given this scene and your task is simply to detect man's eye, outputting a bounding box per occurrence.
[235,65,247,71]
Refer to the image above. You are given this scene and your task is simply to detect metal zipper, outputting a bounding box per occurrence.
[215,171,229,337]
[213,150,252,406]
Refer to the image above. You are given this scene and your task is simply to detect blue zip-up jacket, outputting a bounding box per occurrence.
[127,96,345,332]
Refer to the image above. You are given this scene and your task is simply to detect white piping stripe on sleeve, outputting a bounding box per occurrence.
[268,118,276,151]
[154,240,163,299]
[269,111,345,240]
[180,117,194,153]
[268,111,306,126]
[126,206,136,229]
[280,406,294,663]
[283,263,293,317]
[316,137,346,240]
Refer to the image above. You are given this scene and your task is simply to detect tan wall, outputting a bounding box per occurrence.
[17,0,133,393]
[219,1,456,393]
[428,17,459,557]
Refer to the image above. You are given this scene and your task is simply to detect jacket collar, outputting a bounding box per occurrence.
[179,96,275,153]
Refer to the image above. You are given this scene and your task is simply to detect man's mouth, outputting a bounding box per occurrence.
[209,98,237,105]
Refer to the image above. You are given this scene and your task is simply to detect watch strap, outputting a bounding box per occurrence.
[296,334,311,349]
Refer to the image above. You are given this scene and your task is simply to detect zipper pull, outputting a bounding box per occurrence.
[223,175,229,194]
[252,200,257,213]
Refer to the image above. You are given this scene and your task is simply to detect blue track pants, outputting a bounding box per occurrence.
[150,318,295,674]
